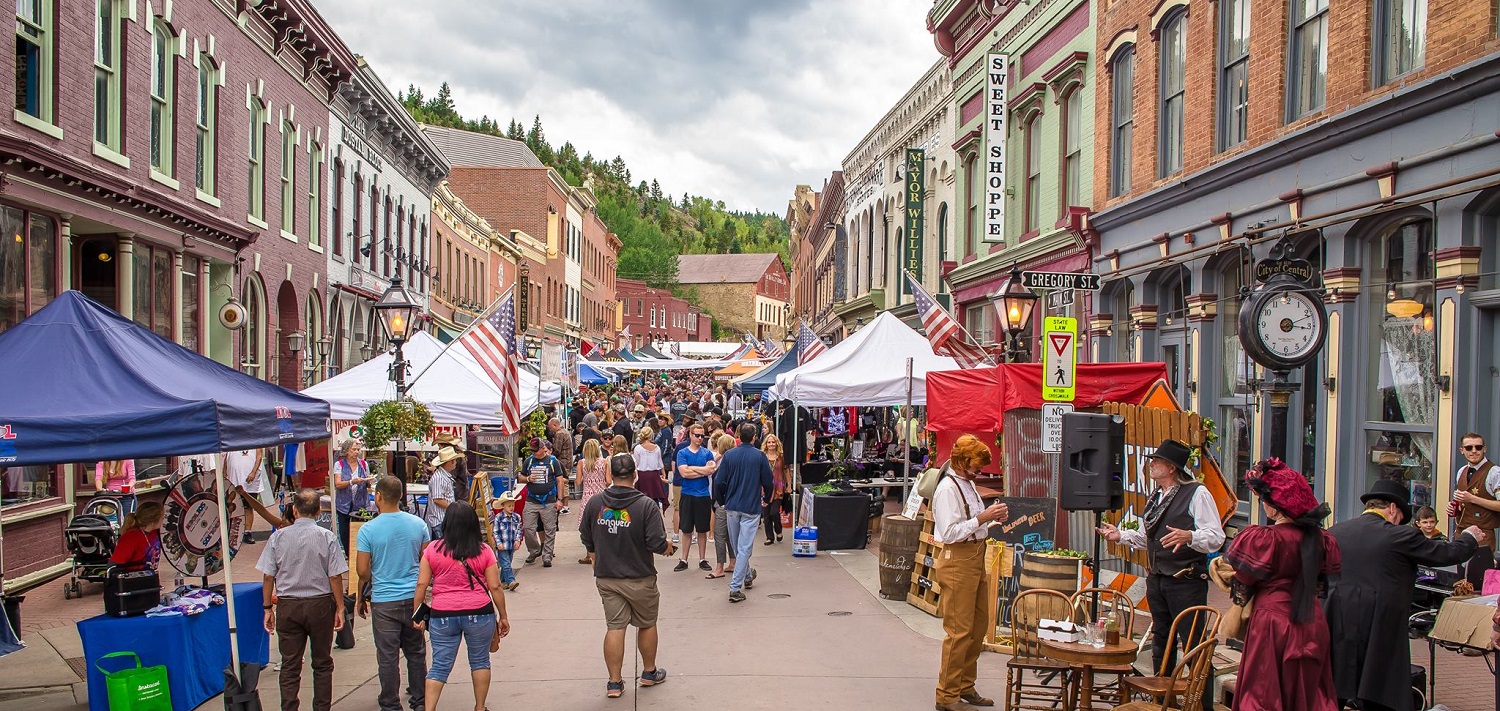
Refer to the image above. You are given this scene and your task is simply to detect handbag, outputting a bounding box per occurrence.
[1208,557,1253,641]
[96,651,173,711]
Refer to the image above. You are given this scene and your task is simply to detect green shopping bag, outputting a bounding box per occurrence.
[95,651,172,711]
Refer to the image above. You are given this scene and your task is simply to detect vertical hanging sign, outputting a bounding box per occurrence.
[983,54,1008,244]
[518,274,530,331]
[904,148,925,296]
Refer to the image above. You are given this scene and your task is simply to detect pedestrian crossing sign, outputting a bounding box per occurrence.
[1041,317,1077,402]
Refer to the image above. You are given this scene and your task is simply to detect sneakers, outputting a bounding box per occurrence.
[671,533,680,544]
[505,581,519,591]
[697,560,712,572]
[673,560,689,572]
[524,554,540,565]
[639,667,667,687]
[542,560,553,568]
[561,506,570,515]
[241,532,255,545]
[728,591,746,603]
[606,680,624,698]
[745,568,758,590]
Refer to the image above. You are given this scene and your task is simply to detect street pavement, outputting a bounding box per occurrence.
[1,516,1494,710]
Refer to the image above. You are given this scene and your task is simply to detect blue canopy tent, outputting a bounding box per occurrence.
[0,291,329,673]
[732,342,801,396]
[579,362,614,386]
[0,291,330,465]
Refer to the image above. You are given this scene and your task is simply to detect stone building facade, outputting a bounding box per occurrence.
[675,253,790,340]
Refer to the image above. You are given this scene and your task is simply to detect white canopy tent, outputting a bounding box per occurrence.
[585,356,773,371]
[767,311,957,406]
[304,330,561,424]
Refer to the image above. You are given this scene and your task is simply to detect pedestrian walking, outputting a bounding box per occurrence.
[632,427,669,509]
[761,435,788,545]
[1219,459,1340,711]
[223,449,267,544]
[1325,479,1482,711]
[673,422,716,573]
[413,502,510,711]
[257,489,348,711]
[1449,432,1499,587]
[424,446,462,540]
[519,438,566,567]
[332,440,375,551]
[549,417,575,511]
[1097,438,1225,672]
[712,423,774,603]
[354,476,430,711]
[708,433,737,578]
[930,435,1009,711]
[579,453,675,698]
[577,440,609,565]
[493,492,523,589]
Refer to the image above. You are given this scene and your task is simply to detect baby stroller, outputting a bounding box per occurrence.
[62,514,117,599]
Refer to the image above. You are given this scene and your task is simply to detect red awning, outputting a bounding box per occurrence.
[925,362,1169,433]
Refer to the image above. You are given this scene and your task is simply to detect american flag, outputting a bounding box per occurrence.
[757,338,784,358]
[617,325,631,350]
[907,272,990,369]
[796,323,827,365]
[459,289,521,433]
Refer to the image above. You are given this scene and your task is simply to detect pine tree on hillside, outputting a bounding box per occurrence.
[506,119,525,141]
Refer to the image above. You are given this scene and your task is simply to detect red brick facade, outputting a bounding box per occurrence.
[1093,0,1500,209]
[616,278,708,345]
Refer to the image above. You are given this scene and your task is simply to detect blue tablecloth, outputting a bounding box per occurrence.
[78,582,269,711]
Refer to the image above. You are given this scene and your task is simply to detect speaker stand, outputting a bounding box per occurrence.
[1088,511,1103,620]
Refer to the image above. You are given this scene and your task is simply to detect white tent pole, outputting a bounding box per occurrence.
[903,357,913,503]
[791,396,800,527]
[212,458,242,682]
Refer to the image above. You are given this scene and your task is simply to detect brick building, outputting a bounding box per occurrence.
[786,183,820,334]
[676,253,790,340]
[0,0,360,589]
[428,181,519,340]
[423,126,619,355]
[616,278,708,347]
[1087,0,1500,522]
[807,172,846,340]
[928,0,1097,355]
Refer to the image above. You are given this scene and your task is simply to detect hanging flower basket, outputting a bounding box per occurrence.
[359,399,436,451]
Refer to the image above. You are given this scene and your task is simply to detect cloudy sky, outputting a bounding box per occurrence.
[316,1,940,214]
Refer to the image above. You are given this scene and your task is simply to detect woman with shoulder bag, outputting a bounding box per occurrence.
[413,502,510,711]
[1220,458,1340,711]
[931,435,1010,711]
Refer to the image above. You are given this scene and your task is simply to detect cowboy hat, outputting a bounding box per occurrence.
[1147,438,1195,481]
[429,446,462,468]
[633,403,645,413]
[497,490,520,504]
[433,432,466,451]
[1360,479,1413,524]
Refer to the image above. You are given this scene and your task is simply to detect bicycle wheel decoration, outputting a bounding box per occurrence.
[160,462,245,577]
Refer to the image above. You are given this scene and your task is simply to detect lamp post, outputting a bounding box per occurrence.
[990,265,1039,362]
[373,275,421,491]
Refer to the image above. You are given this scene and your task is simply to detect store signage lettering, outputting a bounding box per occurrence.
[1253,258,1315,283]
[983,53,1008,243]
[518,275,530,331]
[1022,271,1102,291]
[904,148,925,292]
[340,126,384,172]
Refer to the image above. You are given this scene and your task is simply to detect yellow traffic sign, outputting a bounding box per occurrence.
[1042,316,1077,402]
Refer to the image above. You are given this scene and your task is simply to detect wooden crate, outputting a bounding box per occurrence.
[906,513,944,616]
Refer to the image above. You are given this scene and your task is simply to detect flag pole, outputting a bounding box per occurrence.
[905,269,997,366]
[407,289,510,389]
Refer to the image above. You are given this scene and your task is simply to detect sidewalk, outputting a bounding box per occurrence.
[2,516,1495,710]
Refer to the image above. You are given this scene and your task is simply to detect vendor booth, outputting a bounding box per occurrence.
[579,362,615,385]
[732,343,800,396]
[768,311,956,406]
[712,358,767,384]
[0,291,329,707]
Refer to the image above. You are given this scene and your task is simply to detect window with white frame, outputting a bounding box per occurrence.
[1062,88,1083,210]
[1288,0,1329,119]
[1373,0,1426,85]
[1109,47,1135,197]
[94,0,123,151]
[1158,10,1187,177]
[149,19,175,175]
[307,141,322,248]
[247,98,266,221]
[15,0,55,124]
[280,121,296,235]
[1218,0,1250,151]
[1024,114,1042,232]
[195,54,217,195]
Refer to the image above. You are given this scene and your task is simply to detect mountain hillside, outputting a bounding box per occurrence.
[400,84,790,292]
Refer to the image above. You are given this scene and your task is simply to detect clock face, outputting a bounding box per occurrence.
[1255,291,1323,361]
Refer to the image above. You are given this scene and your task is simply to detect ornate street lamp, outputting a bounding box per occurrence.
[373,275,422,493]
[990,265,1038,362]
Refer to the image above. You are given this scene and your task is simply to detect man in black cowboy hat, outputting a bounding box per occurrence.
[1325,480,1483,711]
[1099,438,1225,672]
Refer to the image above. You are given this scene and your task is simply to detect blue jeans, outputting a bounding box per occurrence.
[425,613,495,683]
[726,510,760,592]
[496,549,516,584]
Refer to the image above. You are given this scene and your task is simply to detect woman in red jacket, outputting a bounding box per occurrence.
[110,501,165,570]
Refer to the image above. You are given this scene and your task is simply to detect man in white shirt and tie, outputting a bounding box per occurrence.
[1099,438,1225,673]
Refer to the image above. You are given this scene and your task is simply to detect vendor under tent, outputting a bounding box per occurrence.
[302,330,559,424]
[767,311,957,406]
[712,358,768,383]
[579,362,615,385]
[732,342,801,396]
[0,290,329,687]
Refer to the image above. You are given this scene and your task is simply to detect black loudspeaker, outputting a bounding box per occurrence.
[1060,413,1125,512]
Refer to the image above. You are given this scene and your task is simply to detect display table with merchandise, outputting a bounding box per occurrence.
[78,582,269,711]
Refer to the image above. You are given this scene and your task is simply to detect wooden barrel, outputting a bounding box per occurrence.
[878,514,923,599]
[1019,552,1083,594]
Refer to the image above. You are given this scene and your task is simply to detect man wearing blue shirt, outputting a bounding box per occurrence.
[355,476,430,711]
[520,439,567,567]
[673,423,716,573]
[714,423,775,602]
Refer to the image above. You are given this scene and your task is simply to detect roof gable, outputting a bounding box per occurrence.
[420,125,545,169]
[675,253,783,284]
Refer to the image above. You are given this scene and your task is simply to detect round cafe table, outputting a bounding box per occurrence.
[1039,636,1140,710]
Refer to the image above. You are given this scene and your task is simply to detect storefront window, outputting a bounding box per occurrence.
[1220,405,1254,504]
[0,206,56,334]
[1220,265,1251,397]
[181,255,200,351]
[1366,218,1436,501]
[2,464,56,507]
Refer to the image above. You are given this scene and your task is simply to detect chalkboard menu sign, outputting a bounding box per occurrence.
[987,497,1057,552]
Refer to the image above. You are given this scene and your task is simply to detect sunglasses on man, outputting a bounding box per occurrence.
[1462,444,1486,451]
